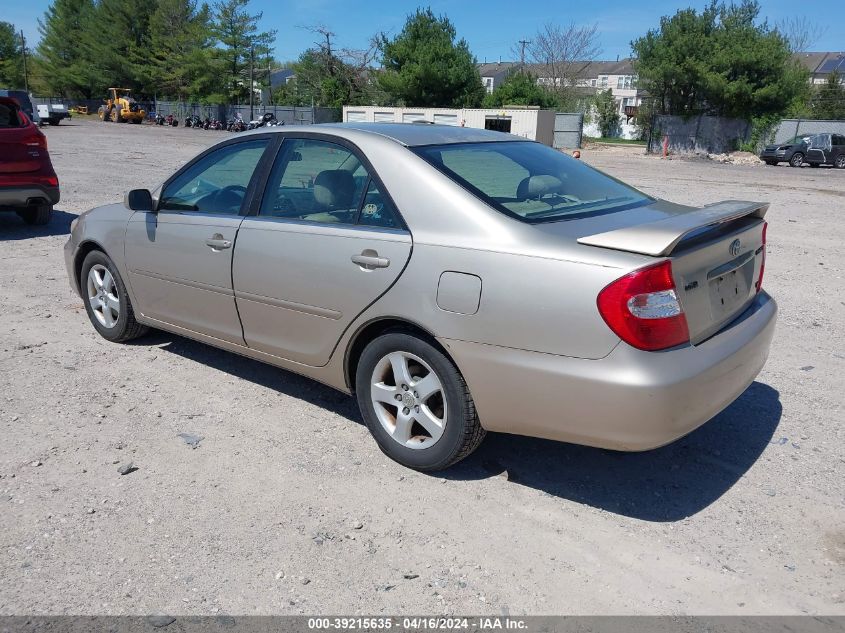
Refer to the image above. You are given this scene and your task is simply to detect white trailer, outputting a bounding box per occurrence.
[343,106,556,146]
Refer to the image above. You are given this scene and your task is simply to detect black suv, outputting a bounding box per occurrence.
[760,133,845,168]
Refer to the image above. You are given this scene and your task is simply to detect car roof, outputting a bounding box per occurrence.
[316,122,527,147]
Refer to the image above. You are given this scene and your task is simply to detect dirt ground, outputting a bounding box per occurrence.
[1,118,843,616]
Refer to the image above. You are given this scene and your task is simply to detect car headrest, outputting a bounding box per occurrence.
[517,175,564,199]
[314,170,355,209]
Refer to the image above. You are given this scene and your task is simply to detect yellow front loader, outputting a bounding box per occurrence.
[98,88,146,123]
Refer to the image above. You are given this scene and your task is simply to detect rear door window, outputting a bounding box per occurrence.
[0,103,22,127]
[260,138,402,229]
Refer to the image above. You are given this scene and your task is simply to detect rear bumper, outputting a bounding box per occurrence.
[441,292,777,451]
[0,185,60,208]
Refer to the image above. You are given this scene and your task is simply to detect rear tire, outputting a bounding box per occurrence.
[356,332,485,471]
[17,205,52,225]
[80,250,149,343]
[789,152,804,168]
[835,155,845,169]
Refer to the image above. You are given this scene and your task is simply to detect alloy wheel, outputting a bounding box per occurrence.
[86,264,120,328]
[370,351,447,449]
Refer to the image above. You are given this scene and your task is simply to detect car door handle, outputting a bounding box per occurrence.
[206,235,232,250]
[351,252,390,269]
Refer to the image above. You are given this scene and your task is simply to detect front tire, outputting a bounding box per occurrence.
[80,250,148,343]
[790,152,804,168]
[356,332,485,471]
[835,155,845,169]
[17,205,52,225]
[764,160,777,166]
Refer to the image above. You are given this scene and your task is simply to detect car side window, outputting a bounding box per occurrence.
[159,139,269,214]
[261,138,373,225]
[357,179,402,229]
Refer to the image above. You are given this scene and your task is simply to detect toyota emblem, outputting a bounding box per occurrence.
[729,239,741,257]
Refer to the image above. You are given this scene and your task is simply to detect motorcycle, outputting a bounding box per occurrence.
[185,114,202,128]
[166,114,178,127]
[228,116,246,133]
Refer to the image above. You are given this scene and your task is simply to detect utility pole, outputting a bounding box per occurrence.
[267,49,273,105]
[20,30,29,93]
[249,46,254,120]
[518,39,530,70]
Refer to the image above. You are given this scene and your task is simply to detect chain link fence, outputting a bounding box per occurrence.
[771,119,845,144]
[152,102,338,125]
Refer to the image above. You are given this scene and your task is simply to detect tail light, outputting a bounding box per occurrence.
[597,260,690,351]
[755,221,767,293]
[23,129,48,151]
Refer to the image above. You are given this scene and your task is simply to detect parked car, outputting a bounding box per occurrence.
[0,96,59,225]
[64,124,776,470]
[760,132,845,168]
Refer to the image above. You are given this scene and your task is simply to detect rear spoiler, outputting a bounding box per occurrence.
[577,200,769,257]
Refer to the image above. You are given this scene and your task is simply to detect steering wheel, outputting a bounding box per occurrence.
[211,184,248,212]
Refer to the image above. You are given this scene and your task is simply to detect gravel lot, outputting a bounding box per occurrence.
[1,118,843,616]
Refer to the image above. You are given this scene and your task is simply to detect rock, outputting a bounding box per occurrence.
[800,365,815,371]
[763,488,776,497]
[117,462,137,475]
[31,460,42,467]
[275,571,284,580]
[352,520,363,530]
[300,577,311,585]
[147,614,176,628]
[177,433,204,449]
[403,573,419,580]
[86,508,96,514]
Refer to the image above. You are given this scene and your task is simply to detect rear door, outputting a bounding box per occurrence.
[233,136,412,366]
[125,137,272,344]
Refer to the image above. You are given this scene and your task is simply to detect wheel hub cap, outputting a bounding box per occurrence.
[370,351,447,450]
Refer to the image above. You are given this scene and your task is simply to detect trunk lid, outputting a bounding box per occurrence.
[573,199,768,344]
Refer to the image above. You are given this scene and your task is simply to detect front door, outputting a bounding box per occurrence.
[125,138,271,344]
[233,137,412,366]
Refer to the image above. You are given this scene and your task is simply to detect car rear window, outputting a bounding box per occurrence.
[413,141,651,223]
[0,103,23,128]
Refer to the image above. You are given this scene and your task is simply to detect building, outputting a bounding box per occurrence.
[343,106,556,146]
[478,59,643,120]
[269,68,296,90]
[794,52,845,85]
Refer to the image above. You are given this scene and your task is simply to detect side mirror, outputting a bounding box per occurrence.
[290,151,303,162]
[125,188,154,212]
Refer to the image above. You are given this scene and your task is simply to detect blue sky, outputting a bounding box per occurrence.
[7,0,843,62]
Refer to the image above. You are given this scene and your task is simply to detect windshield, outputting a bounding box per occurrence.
[782,136,811,145]
[414,141,651,223]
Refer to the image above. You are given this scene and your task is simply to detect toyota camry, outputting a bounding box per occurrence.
[64,123,777,470]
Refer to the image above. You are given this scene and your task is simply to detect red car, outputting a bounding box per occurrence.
[0,96,60,225]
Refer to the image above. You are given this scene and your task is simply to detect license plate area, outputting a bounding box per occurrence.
[708,263,753,319]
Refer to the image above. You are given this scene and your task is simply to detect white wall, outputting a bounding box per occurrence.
[342,106,556,145]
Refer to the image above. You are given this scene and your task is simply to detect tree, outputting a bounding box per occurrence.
[378,8,484,107]
[776,16,827,54]
[212,0,276,104]
[810,71,845,120]
[0,22,25,88]
[36,0,99,97]
[144,0,215,100]
[632,1,808,119]
[482,71,558,108]
[81,0,158,94]
[524,22,601,107]
[593,89,619,137]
